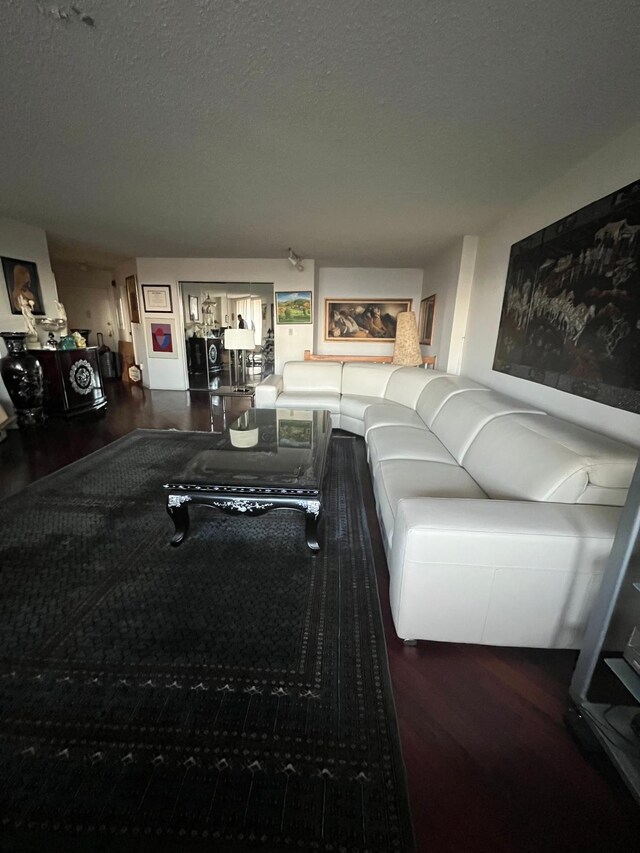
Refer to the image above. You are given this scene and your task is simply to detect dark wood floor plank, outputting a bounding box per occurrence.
[1,381,639,852]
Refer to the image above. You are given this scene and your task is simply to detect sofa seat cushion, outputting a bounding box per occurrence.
[367,425,457,470]
[363,403,424,437]
[373,460,487,547]
[275,391,341,414]
[340,394,385,421]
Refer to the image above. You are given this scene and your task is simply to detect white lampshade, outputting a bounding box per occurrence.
[224,328,255,350]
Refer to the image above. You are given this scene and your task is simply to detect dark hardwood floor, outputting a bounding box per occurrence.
[1,379,639,852]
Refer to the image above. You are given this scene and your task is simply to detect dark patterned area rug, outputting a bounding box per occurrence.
[0,430,414,852]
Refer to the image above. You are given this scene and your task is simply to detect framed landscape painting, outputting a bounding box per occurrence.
[276,291,312,324]
[324,299,411,341]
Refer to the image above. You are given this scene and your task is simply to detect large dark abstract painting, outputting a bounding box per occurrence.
[493,180,640,413]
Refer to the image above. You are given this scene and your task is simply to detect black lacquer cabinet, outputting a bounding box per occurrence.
[31,347,107,418]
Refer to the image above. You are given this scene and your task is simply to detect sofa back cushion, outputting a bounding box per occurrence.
[463,413,638,505]
[384,367,445,408]
[282,361,343,393]
[341,363,400,398]
[415,375,488,428]
[430,390,546,463]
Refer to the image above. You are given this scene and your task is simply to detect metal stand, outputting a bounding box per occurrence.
[232,348,252,392]
[568,460,640,804]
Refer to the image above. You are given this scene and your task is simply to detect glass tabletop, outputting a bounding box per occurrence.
[165,409,332,494]
[208,385,256,396]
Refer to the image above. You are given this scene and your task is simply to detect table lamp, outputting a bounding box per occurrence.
[392,311,423,366]
[224,328,255,391]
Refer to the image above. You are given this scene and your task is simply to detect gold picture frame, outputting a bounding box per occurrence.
[419,294,436,345]
[324,299,411,341]
[125,274,140,324]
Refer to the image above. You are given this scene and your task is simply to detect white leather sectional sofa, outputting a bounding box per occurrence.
[255,362,638,649]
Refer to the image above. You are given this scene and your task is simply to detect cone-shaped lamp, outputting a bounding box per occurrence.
[392,311,423,366]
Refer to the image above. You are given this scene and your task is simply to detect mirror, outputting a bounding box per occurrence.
[179,281,275,390]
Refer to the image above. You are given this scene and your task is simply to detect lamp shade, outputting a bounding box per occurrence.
[224,328,255,350]
[392,311,423,366]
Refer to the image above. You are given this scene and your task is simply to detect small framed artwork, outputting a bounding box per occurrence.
[147,318,179,358]
[419,294,436,345]
[278,418,313,448]
[2,256,45,315]
[142,284,173,314]
[125,274,140,324]
[276,291,312,324]
[324,299,411,341]
[188,295,199,322]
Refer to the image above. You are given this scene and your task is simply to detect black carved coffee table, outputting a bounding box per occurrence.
[164,409,332,551]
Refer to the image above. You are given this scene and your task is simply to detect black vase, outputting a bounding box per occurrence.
[0,332,45,428]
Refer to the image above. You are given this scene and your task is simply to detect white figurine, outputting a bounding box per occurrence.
[55,300,68,336]
[18,294,40,346]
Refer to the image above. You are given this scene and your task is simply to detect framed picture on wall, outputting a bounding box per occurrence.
[275,291,312,324]
[418,294,436,345]
[324,299,411,341]
[125,274,140,324]
[493,178,640,413]
[142,284,173,313]
[188,295,199,322]
[147,318,178,358]
[2,256,45,315]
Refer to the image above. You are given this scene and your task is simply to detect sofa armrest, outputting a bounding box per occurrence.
[254,374,283,409]
[389,498,621,647]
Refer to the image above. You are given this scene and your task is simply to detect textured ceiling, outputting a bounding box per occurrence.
[1,0,639,268]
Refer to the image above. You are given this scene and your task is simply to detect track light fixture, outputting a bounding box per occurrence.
[287,248,304,272]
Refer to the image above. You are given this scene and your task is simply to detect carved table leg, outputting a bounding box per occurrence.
[305,503,322,552]
[167,495,191,546]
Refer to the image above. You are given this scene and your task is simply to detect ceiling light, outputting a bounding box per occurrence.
[287,248,304,272]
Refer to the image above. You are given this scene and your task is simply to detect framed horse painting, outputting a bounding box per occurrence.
[324,299,411,341]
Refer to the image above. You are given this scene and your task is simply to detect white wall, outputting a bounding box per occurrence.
[421,238,464,369]
[462,122,640,447]
[113,258,140,367]
[52,261,118,347]
[135,258,315,388]
[0,218,59,411]
[316,268,423,356]
[446,236,478,374]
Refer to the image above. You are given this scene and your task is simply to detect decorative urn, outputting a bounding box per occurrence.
[0,331,45,428]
